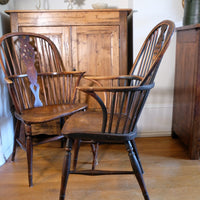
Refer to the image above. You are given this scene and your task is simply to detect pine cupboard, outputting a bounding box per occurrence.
[6,9,133,76]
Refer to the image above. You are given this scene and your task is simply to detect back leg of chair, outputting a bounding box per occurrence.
[24,124,33,187]
[91,142,99,170]
[131,139,144,173]
[11,119,21,161]
[60,117,66,148]
[125,141,150,200]
[60,138,73,200]
[73,139,81,170]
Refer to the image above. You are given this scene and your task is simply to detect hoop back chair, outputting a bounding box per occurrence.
[59,20,175,200]
[71,20,175,170]
[0,32,87,186]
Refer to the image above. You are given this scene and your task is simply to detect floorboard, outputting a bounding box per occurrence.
[0,137,199,200]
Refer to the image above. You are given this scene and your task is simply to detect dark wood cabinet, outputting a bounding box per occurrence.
[172,24,200,159]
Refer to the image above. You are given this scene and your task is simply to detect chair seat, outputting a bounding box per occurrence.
[15,103,87,124]
[62,111,136,143]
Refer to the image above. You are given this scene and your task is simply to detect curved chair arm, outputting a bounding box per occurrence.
[77,83,154,93]
[84,74,143,82]
[82,75,144,107]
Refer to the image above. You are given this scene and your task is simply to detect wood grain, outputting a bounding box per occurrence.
[0,137,199,200]
[172,25,200,159]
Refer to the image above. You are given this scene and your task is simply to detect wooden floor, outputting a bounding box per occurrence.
[0,137,200,200]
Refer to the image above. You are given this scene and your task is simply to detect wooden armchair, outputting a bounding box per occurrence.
[0,32,87,187]
[59,20,175,200]
[71,20,175,170]
[60,78,154,200]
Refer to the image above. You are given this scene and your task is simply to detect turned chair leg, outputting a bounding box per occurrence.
[125,141,150,200]
[60,138,73,200]
[73,139,81,170]
[131,139,144,173]
[25,124,33,187]
[91,142,99,170]
[11,120,21,161]
[73,140,99,171]
[60,117,66,148]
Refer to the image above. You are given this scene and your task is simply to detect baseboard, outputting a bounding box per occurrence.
[137,131,171,137]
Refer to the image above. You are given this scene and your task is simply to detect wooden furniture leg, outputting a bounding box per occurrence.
[131,139,144,173]
[60,139,73,200]
[11,120,21,161]
[72,139,81,170]
[91,142,99,170]
[125,141,150,200]
[25,124,33,187]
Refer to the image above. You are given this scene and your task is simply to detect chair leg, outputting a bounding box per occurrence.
[60,117,66,148]
[72,139,81,170]
[125,141,150,200]
[24,124,33,187]
[11,119,21,161]
[131,139,144,173]
[60,138,73,200]
[91,142,99,170]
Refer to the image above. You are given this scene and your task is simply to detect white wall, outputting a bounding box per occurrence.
[0,0,15,166]
[14,0,128,10]
[132,0,184,136]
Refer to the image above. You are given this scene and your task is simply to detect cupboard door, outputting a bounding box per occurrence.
[72,26,119,76]
[19,26,72,71]
[72,26,120,109]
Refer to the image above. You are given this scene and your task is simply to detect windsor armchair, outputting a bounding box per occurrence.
[71,20,175,170]
[59,20,175,200]
[0,32,87,187]
[60,80,154,200]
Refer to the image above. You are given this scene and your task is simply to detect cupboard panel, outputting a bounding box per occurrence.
[20,26,72,71]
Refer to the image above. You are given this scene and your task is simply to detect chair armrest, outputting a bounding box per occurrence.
[77,83,154,93]
[4,77,13,84]
[84,74,143,81]
[83,75,143,89]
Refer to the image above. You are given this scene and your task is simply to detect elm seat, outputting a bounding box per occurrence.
[64,111,131,134]
[0,32,87,187]
[16,104,87,124]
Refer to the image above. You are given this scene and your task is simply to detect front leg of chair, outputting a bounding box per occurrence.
[131,139,144,173]
[60,138,73,200]
[125,141,150,200]
[25,124,33,187]
[11,119,21,161]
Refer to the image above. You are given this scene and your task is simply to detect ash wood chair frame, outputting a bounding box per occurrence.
[0,32,87,187]
[60,80,154,200]
[72,20,175,170]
